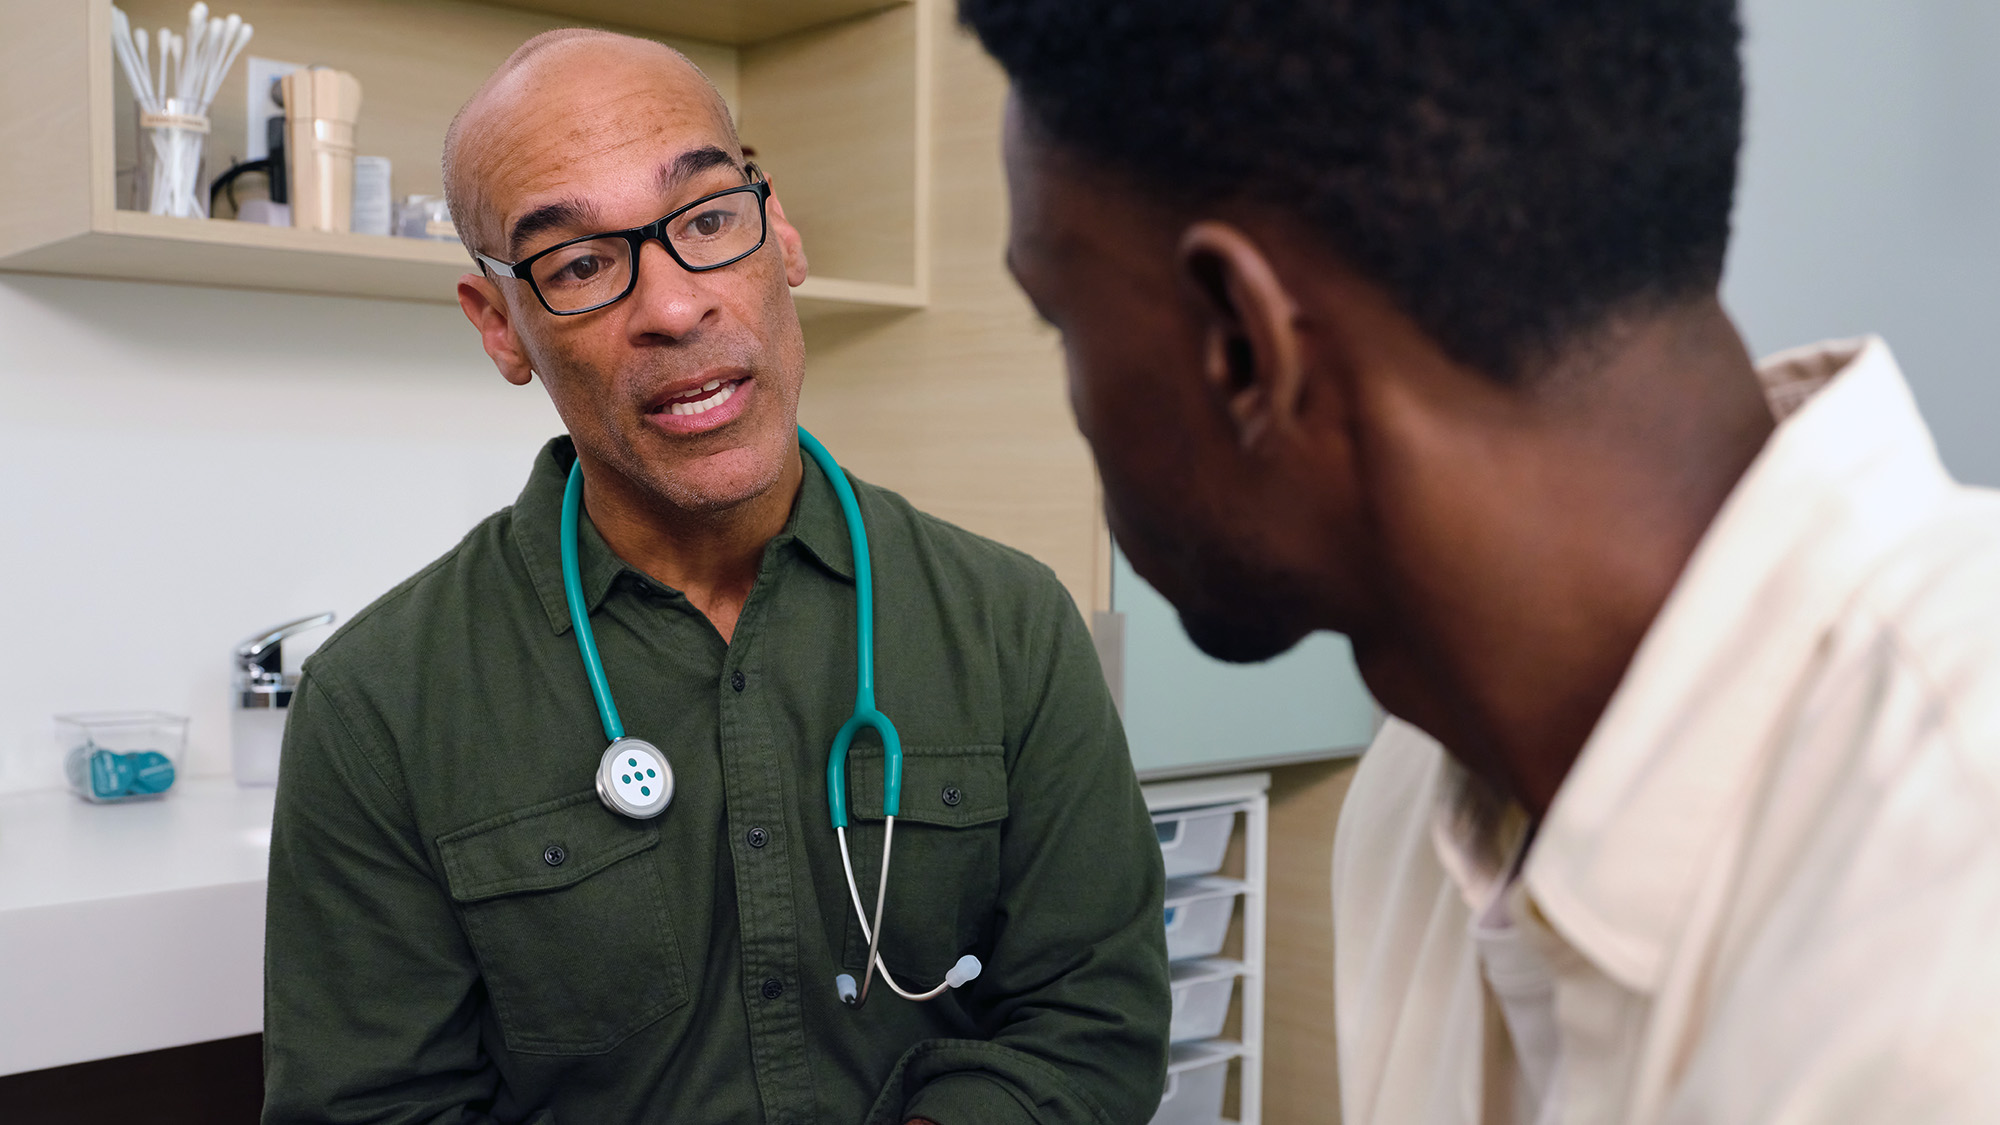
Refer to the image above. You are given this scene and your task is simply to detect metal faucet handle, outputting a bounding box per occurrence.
[235,612,336,684]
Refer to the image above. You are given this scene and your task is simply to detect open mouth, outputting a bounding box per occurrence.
[654,377,745,417]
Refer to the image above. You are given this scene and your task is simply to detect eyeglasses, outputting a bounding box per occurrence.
[476,175,773,316]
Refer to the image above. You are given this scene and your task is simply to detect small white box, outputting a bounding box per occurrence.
[350,155,393,236]
[1153,805,1235,879]
[1149,1041,1240,1125]
[1169,958,1241,1043]
[1163,876,1243,962]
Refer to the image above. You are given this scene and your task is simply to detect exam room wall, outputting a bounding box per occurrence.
[0,275,565,793]
[0,8,1095,796]
[1724,0,2000,488]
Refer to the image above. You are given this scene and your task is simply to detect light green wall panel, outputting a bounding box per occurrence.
[1113,548,1376,776]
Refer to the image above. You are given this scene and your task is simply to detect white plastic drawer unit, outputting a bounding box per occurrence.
[1162,875,1244,962]
[1168,957,1241,1043]
[1149,1040,1242,1125]
[1152,805,1236,879]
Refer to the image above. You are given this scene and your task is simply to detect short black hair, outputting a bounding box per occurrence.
[962,0,1744,380]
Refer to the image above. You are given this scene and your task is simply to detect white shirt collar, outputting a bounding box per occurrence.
[1515,336,1958,990]
[1430,756,1533,916]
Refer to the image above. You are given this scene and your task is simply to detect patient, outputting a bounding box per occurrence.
[967,0,2000,1121]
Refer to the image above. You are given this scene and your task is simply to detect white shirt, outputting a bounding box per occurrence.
[1473,876,1563,1125]
[1332,337,2000,1125]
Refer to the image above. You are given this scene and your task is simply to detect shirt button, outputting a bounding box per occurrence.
[543,844,566,867]
[731,670,747,692]
[746,827,770,849]
[761,977,784,1000]
[941,786,962,807]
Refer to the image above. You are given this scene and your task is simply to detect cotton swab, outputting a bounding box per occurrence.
[111,10,152,113]
[197,17,241,107]
[179,4,203,100]
[196,20,229,98]
[111,4,255,217]
[133,26,152,108]
[202,22,252,109]
[157,29,174,107]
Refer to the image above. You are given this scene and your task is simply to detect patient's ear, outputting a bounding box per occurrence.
[1176,221,1307,450]
[458,272,536,386]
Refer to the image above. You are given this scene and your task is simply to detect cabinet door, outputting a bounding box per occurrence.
[1112,548,1375,776]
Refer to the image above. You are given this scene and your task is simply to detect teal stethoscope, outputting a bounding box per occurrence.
[561,426,981,1008]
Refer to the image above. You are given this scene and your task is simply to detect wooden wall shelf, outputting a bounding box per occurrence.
[0,0,927,315]
[0,209,923,316]
[479,0,906,45]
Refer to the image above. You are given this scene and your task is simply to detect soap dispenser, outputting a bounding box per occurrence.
[233,613,334,786]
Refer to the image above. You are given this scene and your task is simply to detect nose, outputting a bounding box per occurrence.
[622,237,718,341]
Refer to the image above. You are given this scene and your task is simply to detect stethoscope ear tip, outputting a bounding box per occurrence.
[835,973,859,1005]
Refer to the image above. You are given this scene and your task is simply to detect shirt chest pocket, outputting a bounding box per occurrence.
[841,744,1009,985]
[438,792,689,1056]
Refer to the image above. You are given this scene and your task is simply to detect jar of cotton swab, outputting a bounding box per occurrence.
[136,100,211,217]
[112,3,254,218]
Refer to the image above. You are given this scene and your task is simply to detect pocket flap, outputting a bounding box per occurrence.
[847,744,1008,827]
[438,791,659,903]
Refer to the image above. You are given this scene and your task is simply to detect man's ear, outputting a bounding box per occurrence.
[457,271,537,387]
[1176,221,1306,449]
[767,187,810,287]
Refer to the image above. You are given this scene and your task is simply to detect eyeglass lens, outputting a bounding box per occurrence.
[528,188,765,313]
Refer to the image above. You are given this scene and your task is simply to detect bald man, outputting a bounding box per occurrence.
[261,31,1169,1125]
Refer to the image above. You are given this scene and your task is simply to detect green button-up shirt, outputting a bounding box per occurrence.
[262,437,1169,1125]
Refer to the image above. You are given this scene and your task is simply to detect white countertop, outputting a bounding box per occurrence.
[0,779,274,1075]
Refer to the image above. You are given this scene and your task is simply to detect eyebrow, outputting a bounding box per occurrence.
[659,146,742,193]
[507,198,604,259]
[504,146,744,259]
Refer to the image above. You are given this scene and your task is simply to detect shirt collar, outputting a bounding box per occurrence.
[1430,758,1535,917]
[512,435,857,636]
[1517,336,1957,991]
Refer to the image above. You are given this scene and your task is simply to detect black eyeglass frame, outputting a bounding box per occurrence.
[476,176,773,316]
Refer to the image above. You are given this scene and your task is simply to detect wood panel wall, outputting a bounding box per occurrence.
[792,2,1103,613]
[1264,758,1357,1123]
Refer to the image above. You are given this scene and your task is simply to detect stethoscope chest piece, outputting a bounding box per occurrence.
[595,737,673,819]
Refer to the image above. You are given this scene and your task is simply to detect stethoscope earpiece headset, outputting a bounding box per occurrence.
[560,426,982,1007]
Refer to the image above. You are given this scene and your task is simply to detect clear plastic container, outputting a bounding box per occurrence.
[395,194,458,240]
[56,711,187,803]
[1169,958,1241,1043]
[1163,876,1242,962]
[1149,1041,1238,1125]
[1153,805,1236,879]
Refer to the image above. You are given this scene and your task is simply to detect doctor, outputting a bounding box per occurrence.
[968,0,2000,1122]
[261,28,1168,1125]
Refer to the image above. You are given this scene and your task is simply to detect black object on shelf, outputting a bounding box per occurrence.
[209,115,288,217]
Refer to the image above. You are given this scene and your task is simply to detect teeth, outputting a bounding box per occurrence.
[668,381,737,417]
[702,379,720,392]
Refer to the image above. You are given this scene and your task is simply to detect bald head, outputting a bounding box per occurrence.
[442,29,741,258]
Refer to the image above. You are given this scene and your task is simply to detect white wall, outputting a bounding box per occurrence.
[0,275,559,793]
[1727,0,2000,485]
[6,0,1997,795]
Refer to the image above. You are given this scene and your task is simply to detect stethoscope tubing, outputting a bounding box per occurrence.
[801,426,905,829]
[837,819,955,1004]
[562,463,627,743]
[563,429,969,1007]
[797,426,909,1006]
